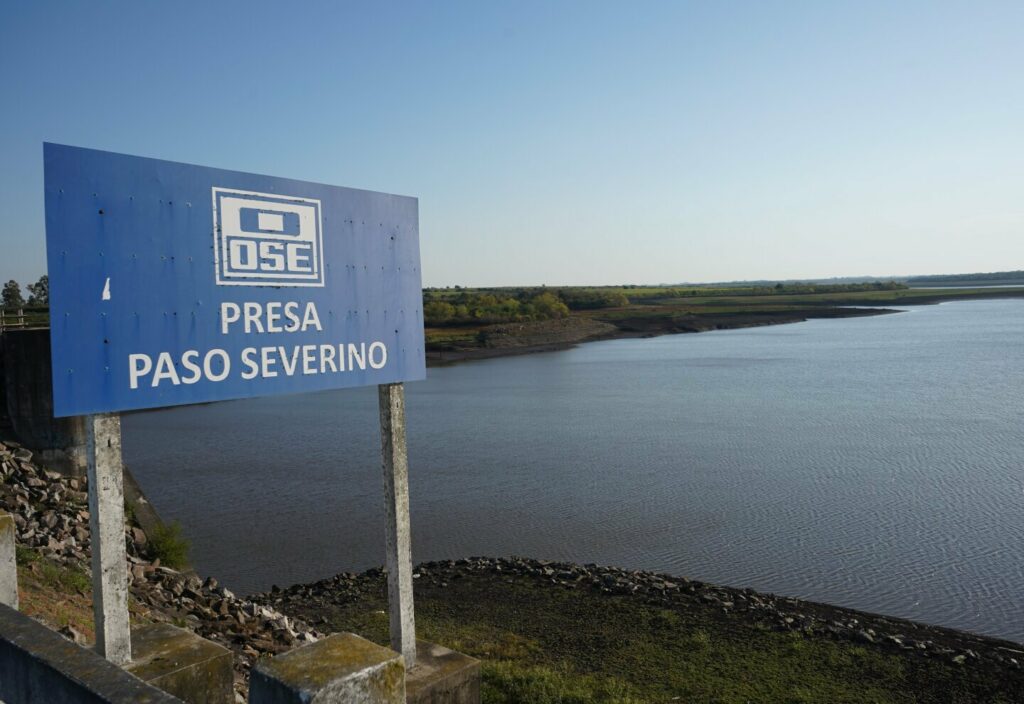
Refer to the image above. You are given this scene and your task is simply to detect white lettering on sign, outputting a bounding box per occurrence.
[129,349,234,389]
[181,351,202,384]
[369,341,387,368]
[204,350,231,382]
[220,302,321,335]
[128,300,386,389]
[128,354,152,389]
[127,342,388,388]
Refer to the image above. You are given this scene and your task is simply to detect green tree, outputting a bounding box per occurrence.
[26,275,48,307]
[529,292,570,319]
[423,301,456,324]
[1,280,24,309]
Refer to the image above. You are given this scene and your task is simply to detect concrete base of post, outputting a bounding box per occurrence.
[249,632,406,704]
[126,623,234,704]
[406,641,481,704]
[0,513,17,610]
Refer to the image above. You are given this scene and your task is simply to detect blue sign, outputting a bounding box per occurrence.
[44,144,425,417]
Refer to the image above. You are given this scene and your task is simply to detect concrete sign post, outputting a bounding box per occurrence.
[379,383,416,667]
[85,413,131,665]
[0,512,17,610]
[44,144,426,669]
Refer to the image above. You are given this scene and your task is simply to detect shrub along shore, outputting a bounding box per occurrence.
[3,437,1023,702]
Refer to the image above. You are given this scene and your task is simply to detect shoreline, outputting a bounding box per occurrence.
[426,289,1024,367]
[256,556,1024,701]
[257,555,1024,654]
[427,306,900,366]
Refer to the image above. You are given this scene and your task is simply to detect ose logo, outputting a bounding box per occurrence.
[212,188,324,287]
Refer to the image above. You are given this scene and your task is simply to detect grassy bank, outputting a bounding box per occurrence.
[259,558,1024,704]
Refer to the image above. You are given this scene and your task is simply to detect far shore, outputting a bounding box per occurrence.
[427,306,898,366]
[425,286,1024,367]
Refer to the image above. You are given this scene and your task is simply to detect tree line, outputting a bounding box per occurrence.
[423,291,570,326]
[2,276,48,309]
[422,287,640,326]
[422,281,909,327]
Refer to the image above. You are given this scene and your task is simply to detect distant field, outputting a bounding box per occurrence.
[909,280,1024,288]
[636,286,1024,311]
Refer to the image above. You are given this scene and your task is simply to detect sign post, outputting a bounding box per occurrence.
[85,413,131,665]
[43,144,426,668]
[378,382,416,667]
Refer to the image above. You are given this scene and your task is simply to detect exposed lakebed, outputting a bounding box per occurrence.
[124,298,1024,642]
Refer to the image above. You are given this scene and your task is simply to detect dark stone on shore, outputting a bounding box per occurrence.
[253,554,1024,676]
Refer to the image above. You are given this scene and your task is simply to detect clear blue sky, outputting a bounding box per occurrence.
[2,1,1022,287]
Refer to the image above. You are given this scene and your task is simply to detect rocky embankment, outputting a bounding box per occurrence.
[0,438,322,700]
[260,556,1024,674]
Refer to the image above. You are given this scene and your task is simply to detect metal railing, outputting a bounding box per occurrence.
[0,308,49,332]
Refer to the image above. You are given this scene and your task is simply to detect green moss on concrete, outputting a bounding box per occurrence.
[407,639,480,704]
[127,624,233,704]
[260,633,394,686]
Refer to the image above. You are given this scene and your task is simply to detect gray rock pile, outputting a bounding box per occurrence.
[0,438,323,698]
[1,439,92,565]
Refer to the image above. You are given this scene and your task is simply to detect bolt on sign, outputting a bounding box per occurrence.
[44,144,425,416]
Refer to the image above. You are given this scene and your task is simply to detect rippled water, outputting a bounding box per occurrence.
[123,298,1024,642]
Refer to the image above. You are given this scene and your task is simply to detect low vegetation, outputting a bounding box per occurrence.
[147,520,191,569]
[14,546,152,643]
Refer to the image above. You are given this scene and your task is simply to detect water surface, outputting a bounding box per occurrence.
[124,299,1024,642]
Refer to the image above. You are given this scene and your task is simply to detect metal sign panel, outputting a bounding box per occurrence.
[44,143,425,417]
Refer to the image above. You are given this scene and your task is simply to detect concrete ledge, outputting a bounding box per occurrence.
[127,623,233,704]
[406,640,480,704]
[250,632,405,704]
[0,602,179,703]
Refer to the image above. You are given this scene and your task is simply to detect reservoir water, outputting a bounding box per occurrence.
[123,298,1024,643]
